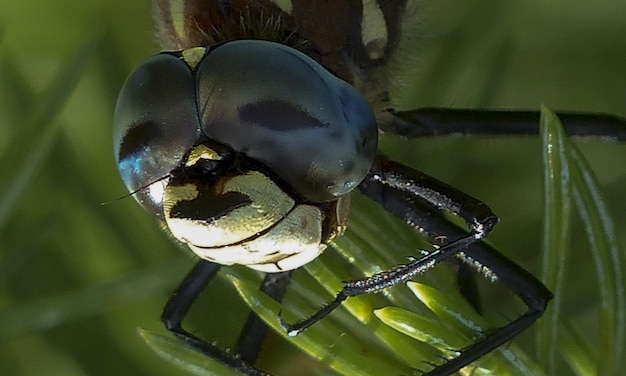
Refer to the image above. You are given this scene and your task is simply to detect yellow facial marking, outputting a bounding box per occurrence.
[182,47,207,70]
[191,204,325,272]
[271,0,293,14]
[164,171,295,248]
[165,183,199,202]
[361,0,388,59]
[185,144,222,167]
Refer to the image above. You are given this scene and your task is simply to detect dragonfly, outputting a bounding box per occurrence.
[112,1,626,375]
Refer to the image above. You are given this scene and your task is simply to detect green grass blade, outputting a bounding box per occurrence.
[536,106,572,373]
[558,319,597,376]
[374,306,468,352]
[138,328,239,376]
[0,39,99,229]
[407,282,488,334]
[402,282,543,375]
[536,106,625,374]
[568,141,625,375]
[0,259,190,339]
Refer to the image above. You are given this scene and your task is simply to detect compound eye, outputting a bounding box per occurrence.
[196,40,378,203]
[113,54,201,216]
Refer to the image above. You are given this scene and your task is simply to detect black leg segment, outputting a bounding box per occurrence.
[161,260,267,375]
[235,271,294,362]
[384,107,626,140]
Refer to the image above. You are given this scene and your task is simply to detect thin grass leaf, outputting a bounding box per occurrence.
[568,140,625,375]
[536,107,625,374]
[403,282,543,376]
[374,306,467,354]
[138,328,239,376]
[0,258,190,339]
[0,38,100,229]
[558,319,597,376]
[536,105,572,373]
[408,282,487,335]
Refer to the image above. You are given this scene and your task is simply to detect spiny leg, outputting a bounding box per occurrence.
[235,271,294,362]
[359,156,552,375]
[383,107,626,140]
[161,260,267,375]
[280,155,500,336]
[423,228,551,375]
[381,106,623,312]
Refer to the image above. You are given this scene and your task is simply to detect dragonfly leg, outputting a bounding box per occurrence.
[161,260,274,375]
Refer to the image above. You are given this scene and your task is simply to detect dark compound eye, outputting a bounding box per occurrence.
[113,53,201,216]
[112,41,376,271]
[195,40,378,203]
[114,40,377,215]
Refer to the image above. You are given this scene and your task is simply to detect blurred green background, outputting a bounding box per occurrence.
[0,0,625,375]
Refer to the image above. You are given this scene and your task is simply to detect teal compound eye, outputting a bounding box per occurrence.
[113,52,201,218]
[193,40,378,203]
[113,40,377,271]
[113,40,377,219]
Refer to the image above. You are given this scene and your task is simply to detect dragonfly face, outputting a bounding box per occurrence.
[112,1,626,375]
[114,39,376,272]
